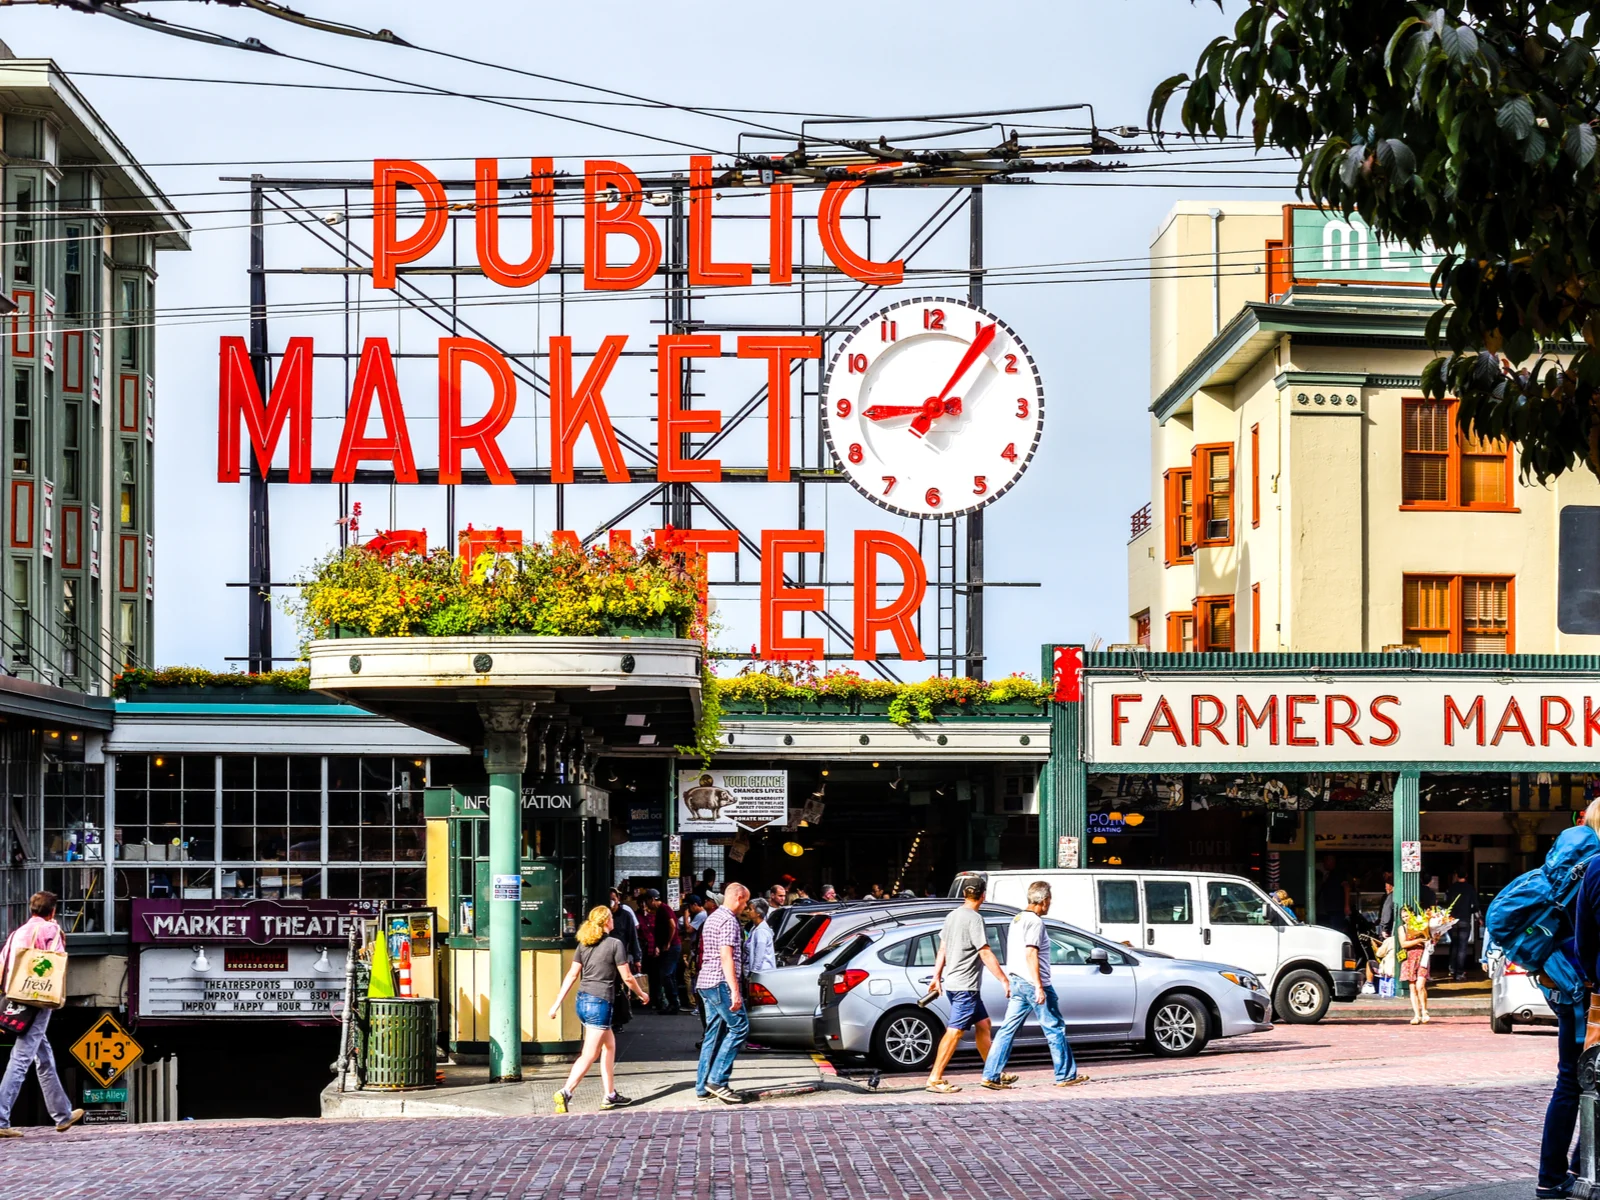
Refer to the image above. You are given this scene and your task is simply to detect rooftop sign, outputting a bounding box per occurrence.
[1286,205,1443,288]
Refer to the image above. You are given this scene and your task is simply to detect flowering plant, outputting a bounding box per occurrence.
[709,663,1048,726]
[294,534,704,642]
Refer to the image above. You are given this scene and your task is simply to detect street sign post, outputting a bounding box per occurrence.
[83,1087,127,1104]
[70,1012,144,1087]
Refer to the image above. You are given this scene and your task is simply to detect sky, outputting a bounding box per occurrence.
[2,0,1293,681]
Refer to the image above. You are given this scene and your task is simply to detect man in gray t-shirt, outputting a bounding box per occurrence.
[925,879,1009,1093]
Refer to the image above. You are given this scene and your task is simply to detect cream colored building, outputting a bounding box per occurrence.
[1128,200,1600,654]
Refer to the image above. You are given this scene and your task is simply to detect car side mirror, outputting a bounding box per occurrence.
[1087,947,1113,974]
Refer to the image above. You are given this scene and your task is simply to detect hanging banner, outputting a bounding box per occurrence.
[677,769,788,834]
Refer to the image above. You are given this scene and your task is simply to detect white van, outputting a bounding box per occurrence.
[951,869,1362,1023]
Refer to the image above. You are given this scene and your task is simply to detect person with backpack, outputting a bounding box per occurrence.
[0,892,84,1135]
[1487,802,1600,1199]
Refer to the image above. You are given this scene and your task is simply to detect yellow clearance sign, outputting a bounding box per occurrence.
[70,1012,144,1087]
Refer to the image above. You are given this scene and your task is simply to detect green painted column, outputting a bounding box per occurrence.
[1038,645,1087,869]
[480,699,537,1082]
[1392,770,1421,997]
[1302,810,1317,922]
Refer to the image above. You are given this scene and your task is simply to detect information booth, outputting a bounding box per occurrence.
[424,781,610,1058]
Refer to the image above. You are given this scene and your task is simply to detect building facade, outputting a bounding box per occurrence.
[1128,200,1600,655]
[1,49,188,687]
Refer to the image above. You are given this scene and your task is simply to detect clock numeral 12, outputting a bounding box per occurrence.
[923,308,945,331]
[879,320,897,342]
[881,476,896,496]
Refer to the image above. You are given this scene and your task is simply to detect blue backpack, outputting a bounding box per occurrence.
[1484,823,1600,1004]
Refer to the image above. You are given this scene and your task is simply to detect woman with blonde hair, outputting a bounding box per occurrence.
[547,904,650,1113]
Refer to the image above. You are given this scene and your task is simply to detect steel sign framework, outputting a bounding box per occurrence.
[221,112,1120,678]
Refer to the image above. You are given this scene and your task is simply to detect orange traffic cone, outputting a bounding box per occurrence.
[396,940,413,998]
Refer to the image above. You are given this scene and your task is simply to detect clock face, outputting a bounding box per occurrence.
[821,296,1045,520]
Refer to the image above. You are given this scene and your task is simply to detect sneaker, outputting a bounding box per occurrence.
[0,1129,20,1139]
[1535,1176,1577,1199]
[55,1110,83,1132]
[695,1090,716,1100]
[601,1092,633,1110]
[552,1090,570,1115]
[706,1084,746,1105]
[980,1078,1012,1091]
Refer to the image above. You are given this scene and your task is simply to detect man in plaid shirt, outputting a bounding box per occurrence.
[694,882,751,1104]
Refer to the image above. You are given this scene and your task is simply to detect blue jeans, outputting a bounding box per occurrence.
[695,983,748,1093]
[983,976,1077,1084]
[0,1007,72,1127]
[574,993,613,1031]
[1541,996,1586,1188]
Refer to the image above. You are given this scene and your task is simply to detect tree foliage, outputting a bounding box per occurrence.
[1150,1,1600,483]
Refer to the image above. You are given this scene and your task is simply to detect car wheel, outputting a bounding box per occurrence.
[872,1007,942,1072]
[1272,968,1330,1024]
[1491,1013,1513,1035]
[1146,993,1209,1058]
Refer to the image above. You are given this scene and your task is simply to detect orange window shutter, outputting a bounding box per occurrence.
[1251,583,1261,652]
[1250,424,1260,528]
[1265,239,1289,300]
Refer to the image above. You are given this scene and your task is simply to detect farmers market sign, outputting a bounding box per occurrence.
[1085,676,1600,766]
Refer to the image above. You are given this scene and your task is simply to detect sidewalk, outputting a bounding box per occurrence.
[1331,978,1493,1019]
[321,1009,823,1119]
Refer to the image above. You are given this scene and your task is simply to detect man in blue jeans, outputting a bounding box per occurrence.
[982,880,1089,1090]
[694,882,750,1104]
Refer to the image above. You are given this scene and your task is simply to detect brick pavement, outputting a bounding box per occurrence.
[0,1018,1559,1199]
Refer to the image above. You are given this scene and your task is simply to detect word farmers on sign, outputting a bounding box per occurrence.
[1083,676,1600,765]
[678,769,789,834]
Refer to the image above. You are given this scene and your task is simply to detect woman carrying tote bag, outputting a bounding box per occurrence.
[0,892,83,1135]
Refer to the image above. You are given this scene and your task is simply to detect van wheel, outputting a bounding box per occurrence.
[1273,969,1330,1023]
[1146,993,1209,1057]
[1491,1013,1514,1034]
[872,1008,943,1072]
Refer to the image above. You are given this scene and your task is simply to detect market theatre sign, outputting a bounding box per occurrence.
[1084,677,1600,765]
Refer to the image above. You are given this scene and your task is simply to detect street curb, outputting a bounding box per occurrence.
[1408,1180,1534,1199]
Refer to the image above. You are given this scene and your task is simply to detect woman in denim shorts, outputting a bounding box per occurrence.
[548,905,651,1112]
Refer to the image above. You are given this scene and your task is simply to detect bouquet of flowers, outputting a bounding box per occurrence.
[1404,901,1459,955]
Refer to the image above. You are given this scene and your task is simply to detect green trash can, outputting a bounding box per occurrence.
[363,996,438,1090]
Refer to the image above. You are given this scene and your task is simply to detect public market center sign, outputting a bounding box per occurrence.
[214,159,1049,663]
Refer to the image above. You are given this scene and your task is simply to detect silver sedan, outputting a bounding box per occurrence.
[814,915,1274,1071]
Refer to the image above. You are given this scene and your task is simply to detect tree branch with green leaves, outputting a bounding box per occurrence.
[1151,1,1600,482]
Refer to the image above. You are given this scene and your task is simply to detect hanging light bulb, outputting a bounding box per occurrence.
[191,946,211,974]
[313,947,333,973]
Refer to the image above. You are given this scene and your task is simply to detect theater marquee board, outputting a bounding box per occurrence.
[1082,676,1600,766]
[132,899,373,1021]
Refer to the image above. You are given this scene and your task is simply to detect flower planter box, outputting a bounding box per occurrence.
[600,615,679,639]
[118,685,320,705]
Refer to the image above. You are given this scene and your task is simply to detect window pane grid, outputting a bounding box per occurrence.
[1204,449,1232,541]
[1404,574,1512,653]
[1402,399,1510,507]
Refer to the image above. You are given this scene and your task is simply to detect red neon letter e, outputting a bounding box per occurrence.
[761,529,824,661]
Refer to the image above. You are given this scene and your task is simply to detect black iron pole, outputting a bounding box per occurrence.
[964,186,984,680]
[248,177,273,674]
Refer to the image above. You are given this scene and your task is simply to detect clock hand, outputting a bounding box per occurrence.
[864,400,962,422]
[911,322,997,438]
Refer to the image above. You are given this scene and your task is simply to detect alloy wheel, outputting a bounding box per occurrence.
[1153,1002,1199,1052]
[884,1015,934,1065]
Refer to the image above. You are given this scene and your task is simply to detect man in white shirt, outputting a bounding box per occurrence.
[981,880,1088,1089]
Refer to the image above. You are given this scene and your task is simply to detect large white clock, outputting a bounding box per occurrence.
[821,296,1045,519]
